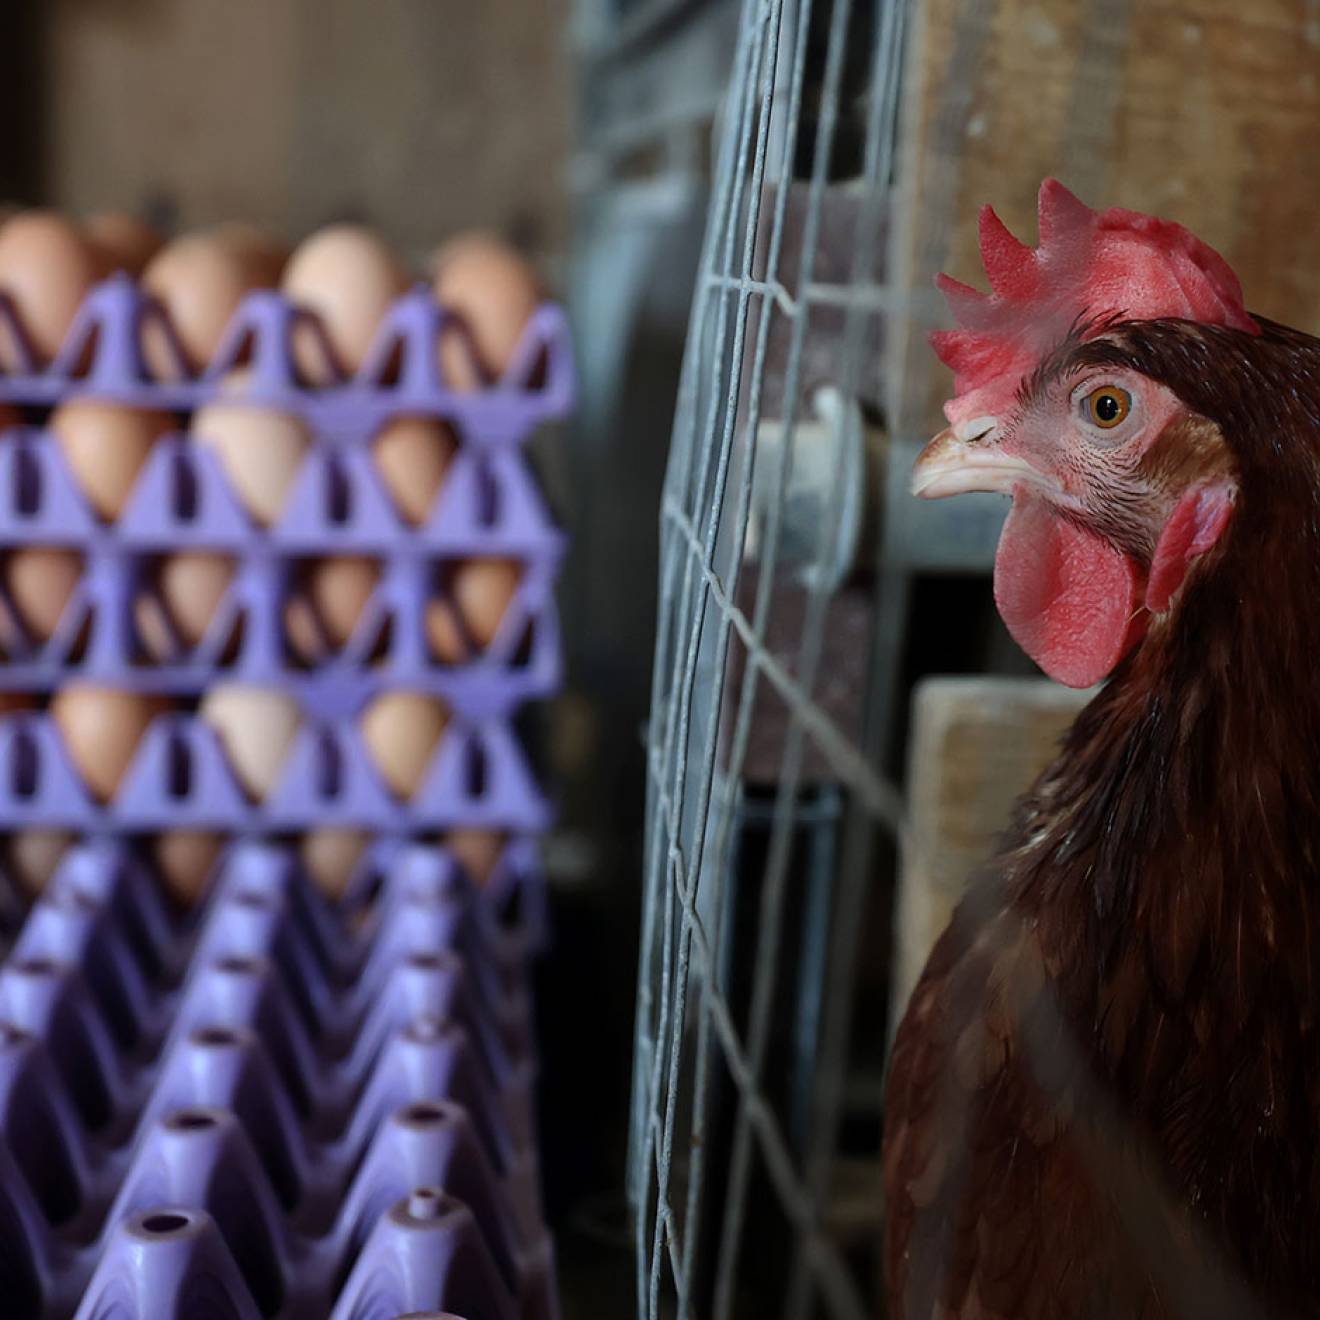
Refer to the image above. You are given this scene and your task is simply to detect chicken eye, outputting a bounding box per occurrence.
[1083,386,1131,429]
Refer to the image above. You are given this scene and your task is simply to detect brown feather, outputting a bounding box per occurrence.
[885,316,1320,1318]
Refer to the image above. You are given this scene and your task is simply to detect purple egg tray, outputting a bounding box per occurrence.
[0,261,570,1317]
[0,707,551,833]
[0,435,563,715]
[0,835,556,1319]
[0,274,573,717]
[0,273,574,433]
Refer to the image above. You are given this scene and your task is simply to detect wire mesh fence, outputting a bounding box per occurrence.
[629,1,916,1315]
[624,1,1320,1316]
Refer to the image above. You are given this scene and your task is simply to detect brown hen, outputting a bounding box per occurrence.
[884,182,1320,1320]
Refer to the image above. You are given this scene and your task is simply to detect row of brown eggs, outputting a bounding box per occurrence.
[6,823,506,908]
[0,548,524,663]
[0,686,507,903]
[0,390,523,661]
[12,386,457,528]
[24,684,443,800]
[0,209,542,383]
[278,554,525,662]
[3,392,513,653]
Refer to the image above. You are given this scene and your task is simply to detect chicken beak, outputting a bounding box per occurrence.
[911,418,1043,499]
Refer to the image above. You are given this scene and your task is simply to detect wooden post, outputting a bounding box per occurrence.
[891,675,1090,1028]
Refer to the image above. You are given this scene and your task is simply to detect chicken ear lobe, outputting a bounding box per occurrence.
[993,490,1145,688]
[1144,481,1236,615]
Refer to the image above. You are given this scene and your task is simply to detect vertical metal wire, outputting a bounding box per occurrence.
[781,5,911,1314]
[630,0,762,1226]
[706,1,867,1312]
[645,6,787,1304]
[633,3,786,1308]
[675,6,816,1309]
[632,1,913,1315]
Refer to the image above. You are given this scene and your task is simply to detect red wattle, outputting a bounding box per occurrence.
[993,492,1143,688]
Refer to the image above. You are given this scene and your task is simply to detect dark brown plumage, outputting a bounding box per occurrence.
[884,316,1320,1319]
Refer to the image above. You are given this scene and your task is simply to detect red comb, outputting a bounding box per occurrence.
[932,179,1257,424]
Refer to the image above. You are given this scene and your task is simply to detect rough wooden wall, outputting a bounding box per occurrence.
[43,0,571,265]
[891,0,1320,436]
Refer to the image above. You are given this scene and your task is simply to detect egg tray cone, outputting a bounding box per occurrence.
[0,277,570,716]
[0,838,557,1319]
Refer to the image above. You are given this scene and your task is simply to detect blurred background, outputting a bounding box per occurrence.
[0,3,572,260]
[1,1,1317,1317]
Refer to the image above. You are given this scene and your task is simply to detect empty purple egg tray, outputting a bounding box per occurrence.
[0,836,556,1318]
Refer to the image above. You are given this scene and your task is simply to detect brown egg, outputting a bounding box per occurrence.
[6,830,75,898]
[360,691,448,799]
[137,552,234,658]
[282,224,407,381]
[425,557,521,660]
[153,831,223,905]
[455,557,521,647]
[210,222,290,287]
[142,233,269,376]
[432,233,541,389]
[132,596,174,662]
[160,551,234,645]
[445,829,506,887]
[0,212,104,370]
[372,416,457,525]
[84,213,163,276]
[50,685,167,802]
[286,556,379,659]
[199,685,300,801]
[48,400,174,520]
[300,828,368,900]
[281,600,319,664]
[2,548,82,642]
[190,382,310,526]
[424,597,466,664]
[307,556,379,647]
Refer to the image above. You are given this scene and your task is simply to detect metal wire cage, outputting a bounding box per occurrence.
[630,1,914,1315]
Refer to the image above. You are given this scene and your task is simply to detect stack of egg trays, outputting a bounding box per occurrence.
[0,836,555,1318]
[0,272,571,817]
[0,273,573,1316]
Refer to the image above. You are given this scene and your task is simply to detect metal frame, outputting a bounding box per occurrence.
[630,1,912,1314]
